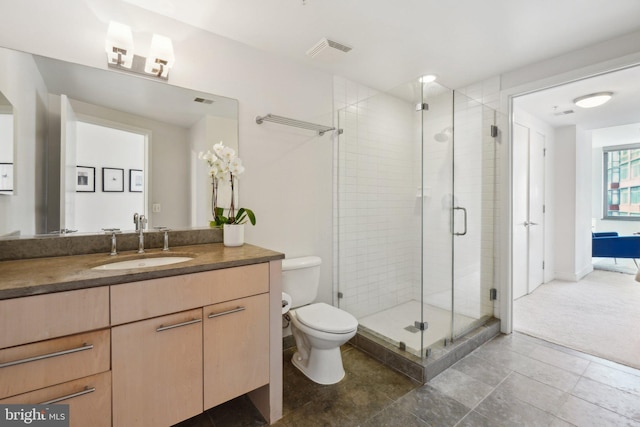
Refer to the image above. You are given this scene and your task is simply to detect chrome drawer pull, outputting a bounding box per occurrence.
[208,306,245,319]
[156,318,202,332]
[0,343,93,369]
[40,386,95,405]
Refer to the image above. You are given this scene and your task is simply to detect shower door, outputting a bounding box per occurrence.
[419,82,454,350]
[450,93,497,338]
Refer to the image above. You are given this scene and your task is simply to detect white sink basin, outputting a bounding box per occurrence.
[92,256,193,271]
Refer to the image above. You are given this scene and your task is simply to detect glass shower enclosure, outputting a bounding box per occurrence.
[335,77,497,359]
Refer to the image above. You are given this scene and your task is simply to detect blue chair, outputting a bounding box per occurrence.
[592,232,640,267]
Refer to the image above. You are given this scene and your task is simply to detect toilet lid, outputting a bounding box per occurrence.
[295,303,358,333]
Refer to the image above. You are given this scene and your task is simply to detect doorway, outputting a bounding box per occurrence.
[509,63,640,366]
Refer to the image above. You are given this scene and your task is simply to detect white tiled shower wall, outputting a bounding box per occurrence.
[333,76,421,319]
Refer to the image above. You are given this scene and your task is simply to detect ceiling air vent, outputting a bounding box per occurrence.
[553,109,574,116]
[306,38,352,60]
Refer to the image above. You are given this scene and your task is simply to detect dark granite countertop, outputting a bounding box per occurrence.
[0,243,284,300]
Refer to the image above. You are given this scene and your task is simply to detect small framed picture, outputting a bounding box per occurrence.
[129,169,143,192]
[102,167,124,192]
[76,166,95,192]
[0,163,13,192]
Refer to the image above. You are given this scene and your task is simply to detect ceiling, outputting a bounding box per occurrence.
[514,64,640,131]
[122,0,640,92]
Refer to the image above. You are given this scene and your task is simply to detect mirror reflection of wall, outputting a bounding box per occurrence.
[0,90,14,195]
[71,121,146,232]
[0,45,238,238]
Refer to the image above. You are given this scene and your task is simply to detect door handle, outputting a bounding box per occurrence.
[453,206,467,236]
[523,221,539,227]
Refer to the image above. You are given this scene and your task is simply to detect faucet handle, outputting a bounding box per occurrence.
[102,228,121,256]
[154,226,171,251]
[102,228,121,234]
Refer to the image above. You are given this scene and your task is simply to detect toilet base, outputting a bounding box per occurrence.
[291,348,346,385]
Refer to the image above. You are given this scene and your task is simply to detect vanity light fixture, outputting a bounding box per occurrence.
[105,21,175,81]
[144,34,175,78]
[573,91,613,108]
[105,21,134,68]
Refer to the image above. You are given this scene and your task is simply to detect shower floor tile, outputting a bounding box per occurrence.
[358,300,477,354]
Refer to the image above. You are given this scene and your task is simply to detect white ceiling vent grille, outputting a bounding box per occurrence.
[553,109,574,116]
[306,38,352,60]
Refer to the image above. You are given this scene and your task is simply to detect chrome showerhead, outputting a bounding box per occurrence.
[434,127,452,142]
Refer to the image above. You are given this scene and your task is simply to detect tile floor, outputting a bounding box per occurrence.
[174,332,640,427]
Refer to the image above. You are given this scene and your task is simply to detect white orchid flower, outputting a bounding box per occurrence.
[229,157,245,176]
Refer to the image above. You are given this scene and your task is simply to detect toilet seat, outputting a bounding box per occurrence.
[295,302,358,333]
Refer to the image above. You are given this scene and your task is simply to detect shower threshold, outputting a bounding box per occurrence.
[349,317,500,383]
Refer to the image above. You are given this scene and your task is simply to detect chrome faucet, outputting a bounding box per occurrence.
[102,228,121,256]
[135,214,147,254]
[154,226,171,251]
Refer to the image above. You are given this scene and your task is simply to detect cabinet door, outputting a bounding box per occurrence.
[112,309,203,427]
[203,293,269,409]
[0,371,111,427]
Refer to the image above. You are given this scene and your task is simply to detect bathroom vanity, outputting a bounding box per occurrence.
[0,242,284,427]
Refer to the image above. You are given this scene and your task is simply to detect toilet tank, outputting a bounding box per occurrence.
[281,256,322,308]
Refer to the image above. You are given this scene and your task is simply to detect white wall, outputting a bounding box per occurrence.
[553,125,592,281]
[575,126,592,275]
[0,0,334,303]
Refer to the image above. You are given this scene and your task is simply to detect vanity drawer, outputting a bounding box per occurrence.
[0,329,110,399]
[0,287,110,349]
[111,263,269,325]
[0,371,111,427]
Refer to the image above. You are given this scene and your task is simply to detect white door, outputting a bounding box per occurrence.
[512,123,529,299]
[528,131,545,293]
[512,123,546,299]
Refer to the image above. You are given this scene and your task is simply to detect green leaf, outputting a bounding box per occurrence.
[235,208,256,225]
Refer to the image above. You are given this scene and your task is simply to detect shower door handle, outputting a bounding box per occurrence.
[453,206,467,236]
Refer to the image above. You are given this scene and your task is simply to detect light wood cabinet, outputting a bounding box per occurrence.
[111,308,204,427]
[0,288,112,426]
[203,293,270,409]
[110,262,278,427]
[1,258,282,427]
[0,371,111,427]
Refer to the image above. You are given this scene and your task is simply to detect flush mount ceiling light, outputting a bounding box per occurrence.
[105,21,175,81]
[419,74,437,83]
[573,91,613,108]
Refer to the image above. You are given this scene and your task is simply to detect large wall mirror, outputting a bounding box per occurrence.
[0,46,238,238]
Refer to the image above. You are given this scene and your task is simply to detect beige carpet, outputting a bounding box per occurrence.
[514,269,640,369]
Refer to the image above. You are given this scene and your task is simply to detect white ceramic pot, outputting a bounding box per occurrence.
[223,224,244,247]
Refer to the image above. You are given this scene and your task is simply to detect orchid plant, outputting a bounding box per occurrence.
[198,142,256,227]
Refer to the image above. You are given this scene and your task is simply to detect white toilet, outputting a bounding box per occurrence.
[282,256,358,385]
